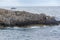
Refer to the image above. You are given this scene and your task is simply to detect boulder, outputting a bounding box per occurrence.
[0,8,59,27]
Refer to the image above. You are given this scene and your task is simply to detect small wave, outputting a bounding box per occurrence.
[55,17,60,21]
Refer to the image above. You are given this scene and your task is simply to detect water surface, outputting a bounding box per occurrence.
[0,6,60,40]
[0,25,60,40]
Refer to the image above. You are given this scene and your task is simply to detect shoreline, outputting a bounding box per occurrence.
[0,8,60,28]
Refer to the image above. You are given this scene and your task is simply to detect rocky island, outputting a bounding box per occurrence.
[0,8,60,28]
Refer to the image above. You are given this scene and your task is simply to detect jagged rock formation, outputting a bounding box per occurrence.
[0,8,59,28]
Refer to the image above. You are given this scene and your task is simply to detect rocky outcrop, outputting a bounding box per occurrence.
[0,8,59,28]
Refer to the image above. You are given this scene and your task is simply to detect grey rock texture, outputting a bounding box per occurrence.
[0,8,59,28]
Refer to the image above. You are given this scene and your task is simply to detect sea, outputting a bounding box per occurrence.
[0,6,60,40]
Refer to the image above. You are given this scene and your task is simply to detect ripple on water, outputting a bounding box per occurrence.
[0,25,60,40]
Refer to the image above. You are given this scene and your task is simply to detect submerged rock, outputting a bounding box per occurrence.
[0,8,59,28]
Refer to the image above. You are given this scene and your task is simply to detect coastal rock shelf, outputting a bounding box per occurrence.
[0,8,59,28]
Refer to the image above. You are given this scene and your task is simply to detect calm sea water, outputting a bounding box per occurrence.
[0,6,60,40]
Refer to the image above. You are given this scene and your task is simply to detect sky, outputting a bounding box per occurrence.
[0,0,60,7]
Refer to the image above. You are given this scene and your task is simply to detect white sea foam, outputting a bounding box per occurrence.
[0,6,60,40]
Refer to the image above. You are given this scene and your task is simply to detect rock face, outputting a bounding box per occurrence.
[0,8,59,27]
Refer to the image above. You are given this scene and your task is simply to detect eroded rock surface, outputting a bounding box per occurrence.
[0,8,59,28]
